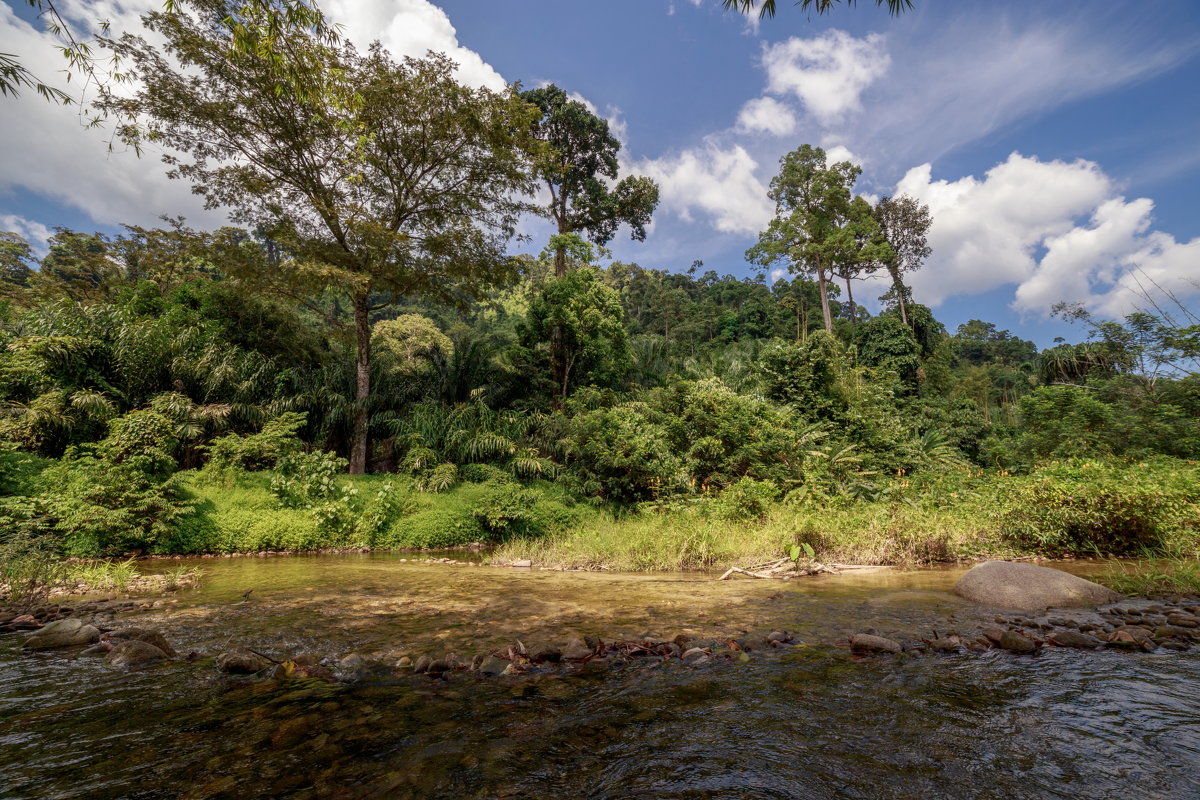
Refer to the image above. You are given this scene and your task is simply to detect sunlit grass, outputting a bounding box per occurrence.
[1100,556,1200,595]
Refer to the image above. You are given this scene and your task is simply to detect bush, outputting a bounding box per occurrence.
[205,412,306,473]
[100,410,177,476]
[997,459,1200,555]
[270,449,346,508]
[567,402,682,503]
[380,504,486,550]
[708,477,778,521]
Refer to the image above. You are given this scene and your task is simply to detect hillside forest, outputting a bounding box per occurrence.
[2,0,1199,575]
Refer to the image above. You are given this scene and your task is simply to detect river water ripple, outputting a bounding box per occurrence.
[1,555,1197,799]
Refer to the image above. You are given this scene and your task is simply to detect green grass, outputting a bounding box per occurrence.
[1100,556,1200,595]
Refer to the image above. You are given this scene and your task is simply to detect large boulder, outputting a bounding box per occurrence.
[22,618,101,650]
[954,561,1120,610]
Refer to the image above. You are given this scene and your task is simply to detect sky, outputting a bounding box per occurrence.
[2,0,1199,346]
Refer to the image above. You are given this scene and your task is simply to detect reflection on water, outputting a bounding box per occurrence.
[2,555,1197,799]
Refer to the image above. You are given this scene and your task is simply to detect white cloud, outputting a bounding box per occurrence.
[736,96,796,136]
[637,142,773,236]
[0,214,54,253]
[893,152,1200,316]
[823,144,859,166]
[760,31,890,126]
[0,0,509,237]
[324,0,506,90]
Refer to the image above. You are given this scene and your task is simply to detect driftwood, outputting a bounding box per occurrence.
[716,558,892,581]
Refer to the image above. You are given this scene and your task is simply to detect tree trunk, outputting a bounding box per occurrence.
[889,265,908,326]
[816,264,833,333]
[845,274,856,326]
[554,245,567,278]
[349,291,371,475]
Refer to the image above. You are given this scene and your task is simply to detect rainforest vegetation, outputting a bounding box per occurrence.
[2,0,1199,578]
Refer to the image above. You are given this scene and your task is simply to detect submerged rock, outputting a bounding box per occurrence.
[105,628,177,658]
[106,640,171,667]
[954,561,1121,610]
[561,639,592,661]
[849,634,902,654]
[22,619,101,650]
[998,630,1037,653]
[215,651,273,674]
[1049,631,1103,649]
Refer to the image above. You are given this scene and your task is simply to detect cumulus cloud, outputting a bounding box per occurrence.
[324,0,505,90]
[760,31,889,126]
[736,96,796,136]
[636,142,773,236]
[894,153,1200,316]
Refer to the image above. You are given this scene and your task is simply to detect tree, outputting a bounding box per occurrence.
[723,0,913,19]
[873,195,931,326]
[747,145,871,334]
[100,1,539,473]
[0,232,36,298]
[521,84,659,278]
[518,266,631,400]
[833,195,891,327]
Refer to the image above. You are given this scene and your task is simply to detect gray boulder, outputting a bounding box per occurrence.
[954,561,1120,610]
[22,619,101,650]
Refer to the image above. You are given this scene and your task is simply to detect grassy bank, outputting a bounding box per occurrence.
[496,459,1200,572]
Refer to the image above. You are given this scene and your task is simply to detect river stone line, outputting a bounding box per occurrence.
[953,560,1122,610]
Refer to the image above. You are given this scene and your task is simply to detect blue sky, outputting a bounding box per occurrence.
[2,0,1199,345]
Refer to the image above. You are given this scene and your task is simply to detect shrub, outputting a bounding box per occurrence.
[708,477,778,521]
[458,462,514,484]
[100,410,177,476]
[270,450,346,508]
[567,402,682,503]
[997,459,1200,555]
[380,504,485,549]
[205,412,307,472]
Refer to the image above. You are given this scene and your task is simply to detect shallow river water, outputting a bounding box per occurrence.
[2,555,1198,799]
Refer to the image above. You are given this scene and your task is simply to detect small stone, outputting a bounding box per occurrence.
[681,647,707,660]
[412,655,432,673]
[531,647,561,664]
[511,560,533,568]
[766,631,791,644]
[850,634,902,654]
[982,628,1006,645]
[397,656,412,667]
[1167,614,1199,628]
[340,654,365,669]
[426,659,451,674]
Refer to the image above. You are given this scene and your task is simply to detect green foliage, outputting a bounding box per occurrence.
[270,450,346,508]
[205,412,307,473]
[566,402,682,503]
[996,459,1200,555]
[99,409,177,475]
[518,266,632,397]
[759,332,846,418]
[708,477,778,521]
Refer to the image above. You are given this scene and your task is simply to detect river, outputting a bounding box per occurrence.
[2,554,1198,799]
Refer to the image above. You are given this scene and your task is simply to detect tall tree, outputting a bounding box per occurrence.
[747,145,865,334]
[873,195,932,326]
[521,84,659,278]
[101,0,539,473]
